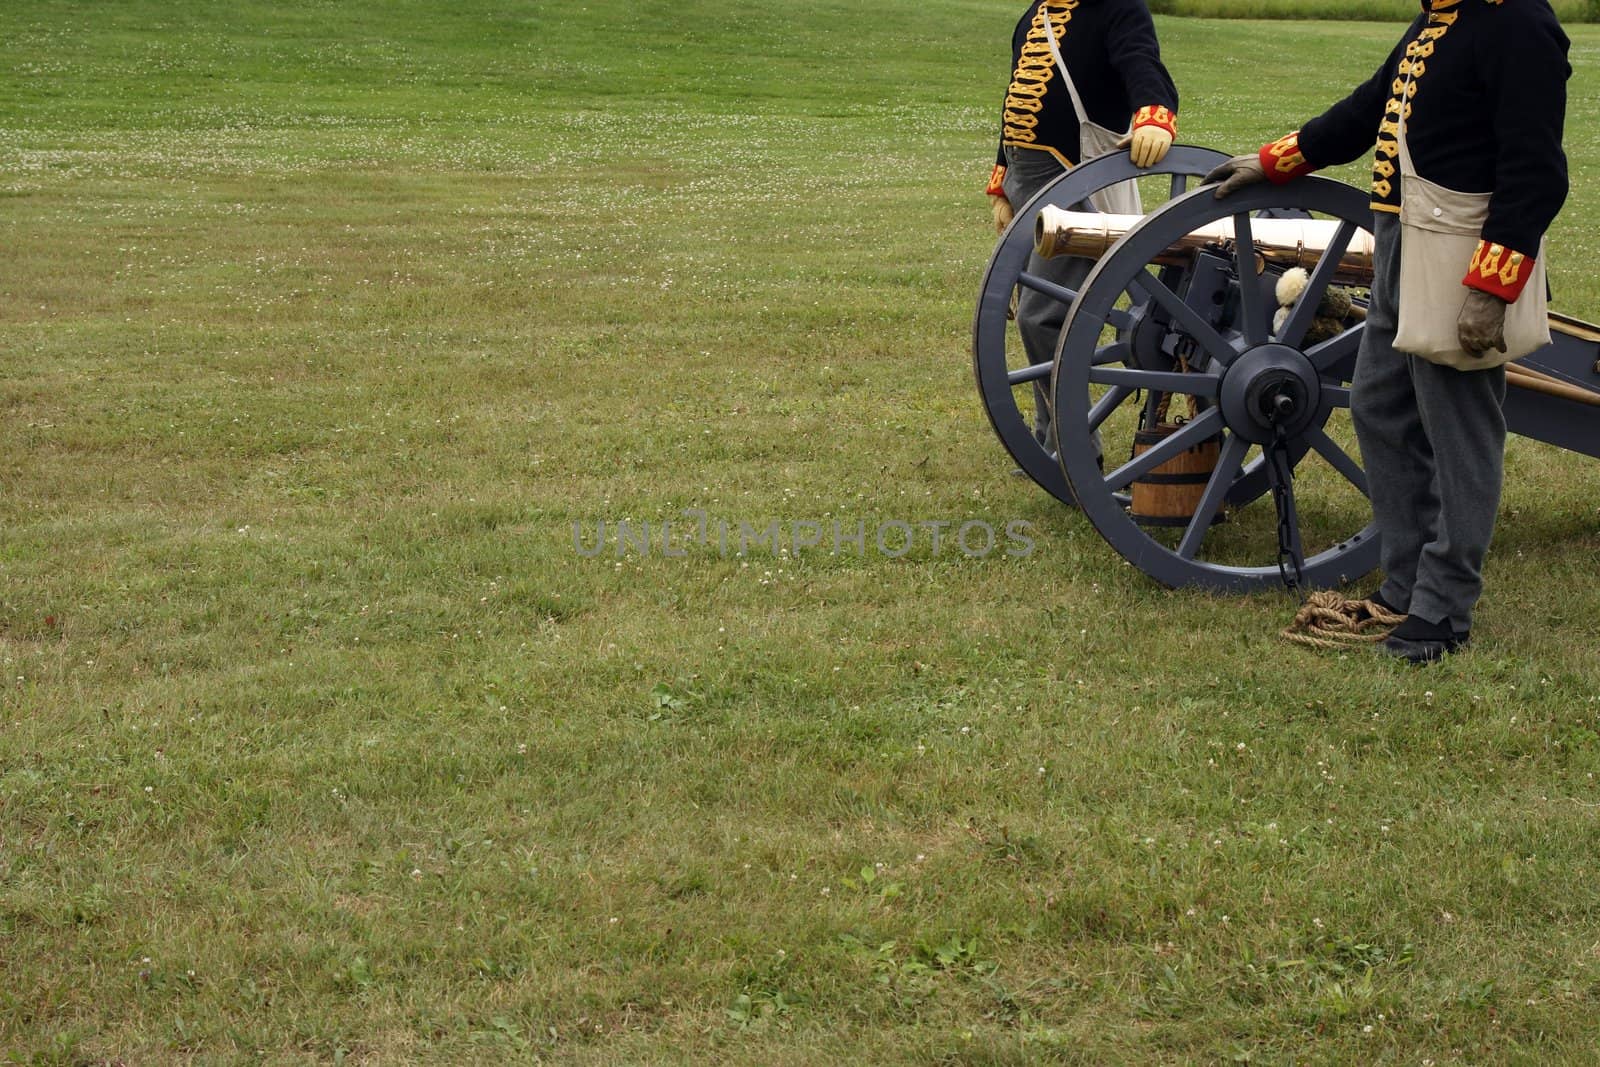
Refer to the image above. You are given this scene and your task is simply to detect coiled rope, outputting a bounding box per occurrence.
[1281,590,1405,650]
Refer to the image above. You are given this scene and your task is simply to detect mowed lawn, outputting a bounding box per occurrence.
[4,1,1600,1062]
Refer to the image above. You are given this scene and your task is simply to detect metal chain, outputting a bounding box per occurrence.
[1265,423,1305,590]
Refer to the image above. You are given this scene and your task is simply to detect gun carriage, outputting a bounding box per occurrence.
[973,148,1600,593]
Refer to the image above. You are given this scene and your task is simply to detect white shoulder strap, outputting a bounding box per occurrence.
[1040,4,1091,128]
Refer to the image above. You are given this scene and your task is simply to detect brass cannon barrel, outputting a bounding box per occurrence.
[1034,206,1377,282]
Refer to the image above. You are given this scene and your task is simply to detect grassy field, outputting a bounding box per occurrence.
[1152,0,1600,21]
[4,1,1600,1062]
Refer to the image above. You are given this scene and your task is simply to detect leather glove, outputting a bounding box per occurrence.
[1458,288,1508,357]
[1117,125,1174,169]
[1204,154,1267,199]
[992,195,1014,234]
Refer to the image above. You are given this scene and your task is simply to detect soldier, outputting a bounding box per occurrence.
[1207,0,1570,663]
[987,0,1180,457]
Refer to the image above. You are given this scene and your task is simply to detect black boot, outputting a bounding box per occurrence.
[1381,614,1468,664]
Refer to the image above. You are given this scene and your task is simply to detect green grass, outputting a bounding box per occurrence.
[4,1,1600,1062]
[1155,0,1600,21]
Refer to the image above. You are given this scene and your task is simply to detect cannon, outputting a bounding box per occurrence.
[973,148,1600,592]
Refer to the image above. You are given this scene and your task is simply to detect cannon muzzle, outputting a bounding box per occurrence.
[1034,206,1377,283]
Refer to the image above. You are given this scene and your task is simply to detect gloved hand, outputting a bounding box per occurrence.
[1116,124,1174,168]
[1204,154,1267,199]
[992,195,1014,234]
[1458,288,1508,357]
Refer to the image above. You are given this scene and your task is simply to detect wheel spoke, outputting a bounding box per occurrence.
[1306,427,1369,495]
[1169,172,1189,199]
[1277,220,1357,347]
[1086,366,1220,398]
[1017,272,1133,330]
[1126,270,1238,367]
[1007,361,1051,386]
[1005,343,1131,391]
[1102,408,1224,493]
[1321,384,1351,409]
[1233,213,1268,346]
[1307,323,1362,372]
[1016,271,1077,308]
[1086,384,1133,432]
[1091,341,1131,367]
[1177,432,1251,559]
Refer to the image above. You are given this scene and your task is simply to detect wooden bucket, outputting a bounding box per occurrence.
[1129,422,1221,527]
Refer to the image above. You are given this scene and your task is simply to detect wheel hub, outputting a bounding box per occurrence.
[1218,344,1321,444]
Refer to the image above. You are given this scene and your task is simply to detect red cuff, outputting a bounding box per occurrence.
[1464,240,1536,302]
[1132,105,1177,138]
[986,164,1006,198]
[1259,131,1315,184]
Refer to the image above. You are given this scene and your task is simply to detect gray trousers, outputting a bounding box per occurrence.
[1002,146,1094,450]
[1352,212,1507,632]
